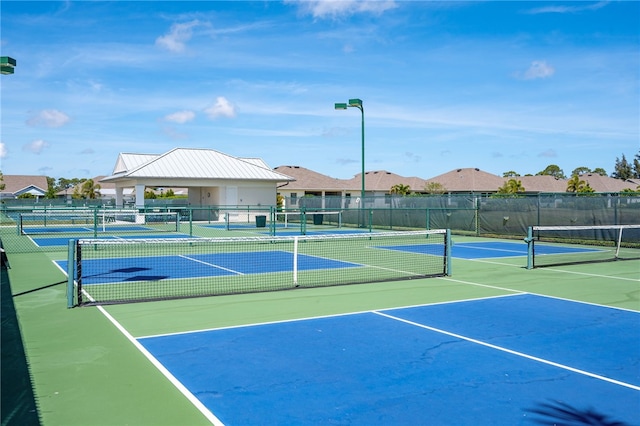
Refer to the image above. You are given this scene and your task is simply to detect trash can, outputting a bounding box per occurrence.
[313,214,323,225]
[255,215,267,228]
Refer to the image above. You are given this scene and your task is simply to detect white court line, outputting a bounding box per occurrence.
[458,256,640,282]
[537,267,640,282]
[373,310,640,392]
[178,254,244,275]
[96,305,225,426]
[454,243,527,256]
[136,293,525,340]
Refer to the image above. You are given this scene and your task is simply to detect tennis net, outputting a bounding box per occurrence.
[525,225,640,268]
[65,229,451,307]
[20,210,180,236]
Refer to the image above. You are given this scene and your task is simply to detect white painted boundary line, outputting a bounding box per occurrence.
[373,310,640,392]
[96,305,225,426]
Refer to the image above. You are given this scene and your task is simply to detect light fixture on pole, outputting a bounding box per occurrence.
[334,98,365,226]
[1,56,16,75]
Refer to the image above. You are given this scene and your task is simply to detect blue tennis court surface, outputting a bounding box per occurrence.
[384,240,602,259]
[23,225,152,234]
[137,294,639,425]
[56,251,361,284]
[261,229,371,236]
[32,233,193,247]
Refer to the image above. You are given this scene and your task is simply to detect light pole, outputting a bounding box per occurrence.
[334,98,365,226]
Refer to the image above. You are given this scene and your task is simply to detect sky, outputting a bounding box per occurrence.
[1,1,639,181]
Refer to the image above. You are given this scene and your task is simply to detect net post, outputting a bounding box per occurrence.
[93,208,98,238]
[525,226,534,269]
[615,225,623,259]
[66,239,76,308]
[445,229,452,276]
[269,206,276,236]
[293,236,299,286]
[189,208,193,236]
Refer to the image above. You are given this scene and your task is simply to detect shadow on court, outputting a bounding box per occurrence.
[1,243,41,425]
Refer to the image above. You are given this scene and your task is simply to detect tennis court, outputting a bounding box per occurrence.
[136,293,639,425]
[2,222,639,425]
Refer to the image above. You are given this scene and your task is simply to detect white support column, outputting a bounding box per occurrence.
[135,184,145,208]
[115,187,124,208]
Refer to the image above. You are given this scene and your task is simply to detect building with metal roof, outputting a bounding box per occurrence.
[102,148,295,210]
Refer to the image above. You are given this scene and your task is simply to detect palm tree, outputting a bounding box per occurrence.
[497,179,525,194]
[390,184,411,196]
[80,179,101,199]
[566,174,586,193]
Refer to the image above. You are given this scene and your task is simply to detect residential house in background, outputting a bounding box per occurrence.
[276,166,640,202]
[0,175,48,199]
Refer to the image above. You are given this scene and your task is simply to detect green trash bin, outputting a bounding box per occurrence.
[313,214,323,225]
[256,215,267,228]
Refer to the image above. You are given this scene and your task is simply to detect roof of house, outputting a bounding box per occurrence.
[517,175,567,193]
[346,170,429,192]
[103,148,294,182]
[425,168,505,192]
[579,174,640,192]
[276,166,640,194]
[0,175,48,195]
[274,166,350,191]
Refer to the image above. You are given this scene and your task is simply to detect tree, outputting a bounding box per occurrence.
[634,150,640,179]
[424,182,447,194]
[612,154,633,180]
[592,168,607,176]
[389,184,411,196]
[56,177,84,193]
[80,179,101,199]
[536,165,566,179]
[45,177,58,198]
[566,174,587,193]
[497,179,525,194]
[0,170,4,191]
[578,182,595,194]
[502,171,520,178]
[571,166,591,176]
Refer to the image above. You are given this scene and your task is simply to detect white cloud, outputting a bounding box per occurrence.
[164,110,196,124]
[155,20,202,53]
[289,0,397,19]
[523,60,555,80]
[526,1,609,14]
[0,142,7,159]
[26,109,70,128]
[204,97,236,119]
[23,139,50,154]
